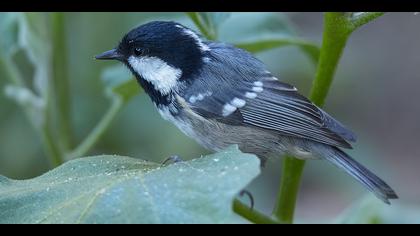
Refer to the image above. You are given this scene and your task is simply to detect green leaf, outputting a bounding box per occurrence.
[198,12,230,38]
[18,13,51,62]
[101,64,141,102]
[0,146,260,223]
[219,13,320,65]
[0,13,21,57]
[235,38,320,65]
[187,13,320,64]
[3,85,45,127]
[335,195,420,224]
[17,13,51,99]
[202,13,230,28]
[218,13,296,42]
[186,12,230,40]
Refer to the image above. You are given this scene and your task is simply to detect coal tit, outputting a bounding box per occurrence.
[96,21,397,204]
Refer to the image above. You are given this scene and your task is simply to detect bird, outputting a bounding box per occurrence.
[95,21,398,204]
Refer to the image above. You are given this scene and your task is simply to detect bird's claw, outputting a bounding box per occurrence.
[239,189,254,210]
[161,155,183,166]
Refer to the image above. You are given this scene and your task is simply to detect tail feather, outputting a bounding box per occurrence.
[322,147,398,204]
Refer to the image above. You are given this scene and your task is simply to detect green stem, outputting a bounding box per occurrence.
[311,12,384,106]
[272,12,384,224]
[233,199,280,224]
[51,12,72,151]
[1,57,63,167]
[348,12,385,30]
[0,58,25,86]
[186,12,215,40]
[272,155,305,223]
[310,13,352,106]
[41,124,63,167]
[67,97,123,159]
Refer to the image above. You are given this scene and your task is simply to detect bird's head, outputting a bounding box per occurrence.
[96,21,209,96]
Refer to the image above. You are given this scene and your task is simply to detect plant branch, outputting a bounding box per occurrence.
[309,12,352,106]
[349,12,384,31]
[272,12,385,224]
[272,155,305,223]
[51,12,72,151]
[1,57,63,167]
[67,96,124,159]
[233,199,280,224]
[41,123,63,167]
[0,58,25,86]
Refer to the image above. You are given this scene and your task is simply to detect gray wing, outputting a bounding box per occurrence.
[180,42,356,148]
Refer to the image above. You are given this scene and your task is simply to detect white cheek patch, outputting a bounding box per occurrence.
[128,56,182,95]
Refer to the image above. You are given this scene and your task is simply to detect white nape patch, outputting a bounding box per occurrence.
[222,103,237,116]
[188,91,212,104]
[128,56,182,95]
[176,25,210,52]
[231,98,246,108]
[245,92,257,99]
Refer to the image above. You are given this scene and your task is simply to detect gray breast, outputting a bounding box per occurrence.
[156,99,288,160]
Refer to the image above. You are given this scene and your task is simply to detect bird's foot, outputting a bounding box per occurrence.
[238,189,254,210]
[161,155,183,166]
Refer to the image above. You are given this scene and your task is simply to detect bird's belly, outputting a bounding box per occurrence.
[157,106,287,159]
[158,107,223,151]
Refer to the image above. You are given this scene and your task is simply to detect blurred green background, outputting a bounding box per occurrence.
[0,12,419,223]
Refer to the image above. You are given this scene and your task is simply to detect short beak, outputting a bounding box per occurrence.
[95,48,122,60]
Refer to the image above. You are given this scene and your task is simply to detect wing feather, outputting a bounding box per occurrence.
[179,42,356,148]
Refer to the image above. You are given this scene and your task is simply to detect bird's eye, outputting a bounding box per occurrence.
[134,48,143,56]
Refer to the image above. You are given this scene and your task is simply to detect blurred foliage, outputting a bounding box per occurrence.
[0,12,418,223]
[335,195,420,224]
[101,65,140,103]
[186,13,230,40]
